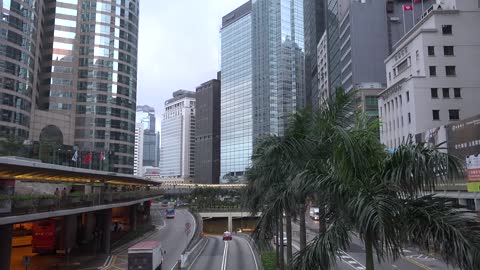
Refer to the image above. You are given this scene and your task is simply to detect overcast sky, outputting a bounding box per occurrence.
[137,0,247,120]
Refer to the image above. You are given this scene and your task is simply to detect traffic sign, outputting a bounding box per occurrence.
[185,222,191,230]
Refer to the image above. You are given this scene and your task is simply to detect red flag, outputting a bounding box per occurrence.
[414,0,422,3]
[83,152,92,164]
[403,4,413,11]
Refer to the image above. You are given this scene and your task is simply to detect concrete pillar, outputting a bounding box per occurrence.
[459,198,467,207]
[475,199,480,211]
[228,214,233,232]
[64,215,78,253]
[0,224,12,270]
[130,205,137,231]
[102,209,112,254]
[83,212,96,243]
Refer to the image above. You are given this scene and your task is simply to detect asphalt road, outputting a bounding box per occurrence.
[189,235,260,270]
[302,212,456,270]
[107,205,196,270]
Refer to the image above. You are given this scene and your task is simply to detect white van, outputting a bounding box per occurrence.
[128,241,165,270]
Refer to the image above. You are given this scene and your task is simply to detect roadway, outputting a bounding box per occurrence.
[189,235,259,270]
[104,204,196,270]
[299,214,456,270]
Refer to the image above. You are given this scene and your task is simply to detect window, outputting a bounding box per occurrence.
[406,91,410,102]
[388,72,391,81]
[428,46,435,56]
[431,88,438,98]
[442,25,452,35]
[442,88,450,98]
[449,109,459,120]
[454,88,461,98]
[429,66,436,76]
[432,110,440,120]
[446,66,456,76]
[444,46,454,56]
[408,113,411,124]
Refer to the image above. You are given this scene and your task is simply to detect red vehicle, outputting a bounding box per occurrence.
[222,231,232,241]
[32,219,56,253]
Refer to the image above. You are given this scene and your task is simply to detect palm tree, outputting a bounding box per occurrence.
[291,93,480,270]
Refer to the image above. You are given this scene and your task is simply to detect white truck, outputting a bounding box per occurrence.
[128,241,165,270]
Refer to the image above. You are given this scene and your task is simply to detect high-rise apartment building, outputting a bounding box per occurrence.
[379,1,480,149]
[159,90,196,180]
[220,1,253,182]
[195,77,220,184]
[220,0,306,182]
[0,0,139,174]
[325,0,388,93]
[304,0,326,109]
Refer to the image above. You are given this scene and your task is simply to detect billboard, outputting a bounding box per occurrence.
[415,115,480,192]
[447,116,480,192]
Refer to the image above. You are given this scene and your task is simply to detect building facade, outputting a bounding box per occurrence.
[133,123,143,176]
[325,0,388,93]
[136,105,159,168]
[303,0,326,110]
[0,0,140,174]
[220,1,253,182]
[195,78,220,184]
[317,31,329,107]
[379,1,480,149]
[159,90,196,180]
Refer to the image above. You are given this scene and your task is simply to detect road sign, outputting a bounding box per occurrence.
[22,256,31,268]
[185,222,191,230]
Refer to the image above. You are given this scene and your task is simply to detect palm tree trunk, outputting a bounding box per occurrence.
[279,214,285,270]
[286,210,293,266]
[318,206,326,234]
[365,234,375,270]
[299,203,307,250]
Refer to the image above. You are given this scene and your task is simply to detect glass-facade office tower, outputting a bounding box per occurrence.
[252,0,305,139]
[303,0,326,110]
[0,0,139,174]
[220,0,305,182]
[136,105,159,168]
[220,1,253,182]
[159,90,196,179]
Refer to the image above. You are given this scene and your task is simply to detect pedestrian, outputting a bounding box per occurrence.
[54,188,60,198]
[61,187,67,200]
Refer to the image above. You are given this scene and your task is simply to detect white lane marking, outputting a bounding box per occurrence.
[340,251,366,270]
[238,237,259,270]
[221,240,229,270]
[187,238,210,270]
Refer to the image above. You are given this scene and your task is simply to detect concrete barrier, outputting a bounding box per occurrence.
[180,237,208,269]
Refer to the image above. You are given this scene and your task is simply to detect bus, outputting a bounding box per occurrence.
[166,208,175,219]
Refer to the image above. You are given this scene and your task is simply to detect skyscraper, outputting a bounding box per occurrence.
[195,76,221,184]
[159,90,196,180]
[220,0,306,182]
[304,0,326,109]
[325,0,388,93]
[136,105,159,168]
[220,1,253,182]
[0,0,140,174]
[133,123,144,176]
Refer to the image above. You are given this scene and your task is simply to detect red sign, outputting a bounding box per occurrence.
[467,155,480,182]
[32,219,56,253]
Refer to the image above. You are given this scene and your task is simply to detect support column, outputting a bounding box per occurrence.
[83,212,95,243]
[0,224,12,270]
[102,209,112,254]
[130,205,137,231]
[64,215,78,254]
[228,214,233,232]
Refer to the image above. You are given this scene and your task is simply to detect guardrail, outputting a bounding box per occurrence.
[0,190,164,217]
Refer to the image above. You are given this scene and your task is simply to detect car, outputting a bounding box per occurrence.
[223,231,233,241]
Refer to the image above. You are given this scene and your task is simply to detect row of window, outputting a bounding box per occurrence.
[432,109,460,121]
[429,65,456,77]
[430,88,461,99]
[427,45,454,56]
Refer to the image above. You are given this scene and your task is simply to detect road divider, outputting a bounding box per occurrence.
[221,241,229,270]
